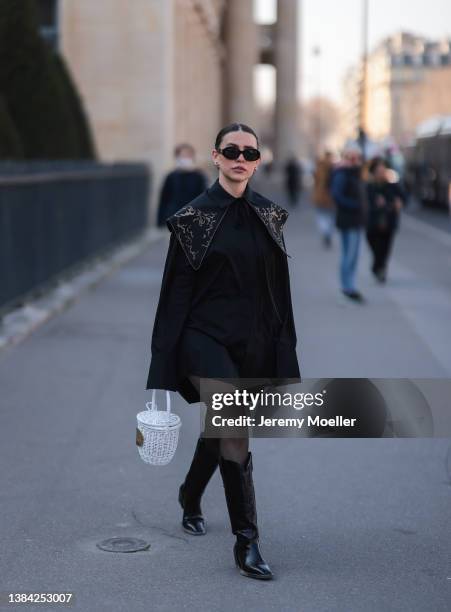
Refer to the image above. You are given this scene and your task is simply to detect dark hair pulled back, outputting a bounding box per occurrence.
[214,123,259,150]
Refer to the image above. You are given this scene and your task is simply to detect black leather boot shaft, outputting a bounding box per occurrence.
[219,452,259,542]
[219,452,273,580]
[179,436,219,535]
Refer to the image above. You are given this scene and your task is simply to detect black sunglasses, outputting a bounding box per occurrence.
[217,145,261,162]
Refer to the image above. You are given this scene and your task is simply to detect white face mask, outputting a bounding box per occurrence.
[176,156,194,169]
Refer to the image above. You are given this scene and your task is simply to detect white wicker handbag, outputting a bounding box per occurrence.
[136,389,181,465]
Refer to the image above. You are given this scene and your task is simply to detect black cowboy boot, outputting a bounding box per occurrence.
[219,452,273,580]
[178,436,219,535]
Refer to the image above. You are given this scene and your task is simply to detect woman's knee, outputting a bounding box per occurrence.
[219,436,249,463]
[222,436,247,448]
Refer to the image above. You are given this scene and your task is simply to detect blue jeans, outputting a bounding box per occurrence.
[315,209,334,238]
[339,229,361,292]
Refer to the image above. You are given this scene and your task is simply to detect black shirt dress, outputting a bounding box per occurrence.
[146,178,301,404]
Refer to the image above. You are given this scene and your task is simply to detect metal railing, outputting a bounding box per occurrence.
[0,161,151,312]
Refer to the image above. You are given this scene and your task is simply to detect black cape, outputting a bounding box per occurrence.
[146,178,301,403]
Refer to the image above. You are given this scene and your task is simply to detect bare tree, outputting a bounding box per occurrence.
[301,96,340,158]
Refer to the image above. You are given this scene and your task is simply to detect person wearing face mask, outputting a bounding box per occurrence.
[156,143,207,227]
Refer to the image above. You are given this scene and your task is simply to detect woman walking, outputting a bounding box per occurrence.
[366,157,403,283]
[146,123,301,580]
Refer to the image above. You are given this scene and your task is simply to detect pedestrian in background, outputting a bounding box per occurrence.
[146,122,301,580]
[156,143,207,227]
[383,146,409,207]
[330,145,365,303]
[312,151,335,248]
[284,154,303,207]
[366,157,403,283]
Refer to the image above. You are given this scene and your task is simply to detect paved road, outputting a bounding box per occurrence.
[405,198,451,235]
[1,181,450,611]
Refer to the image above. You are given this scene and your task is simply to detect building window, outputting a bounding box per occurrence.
[36,0,59,50]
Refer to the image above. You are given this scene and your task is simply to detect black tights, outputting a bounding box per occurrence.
[189,375,249,464]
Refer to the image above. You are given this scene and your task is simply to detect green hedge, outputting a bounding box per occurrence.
[0,0,95,160]
[53,53,96,159]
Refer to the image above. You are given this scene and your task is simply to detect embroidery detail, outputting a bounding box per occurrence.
[168,205,229,270]
[248,202,290,257]
[168,200,290,270]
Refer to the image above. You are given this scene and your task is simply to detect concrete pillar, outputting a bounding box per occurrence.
[274,0,301,165]
[60,0,175,222]
[223,0,258,127]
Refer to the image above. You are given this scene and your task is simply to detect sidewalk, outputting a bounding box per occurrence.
[261,177,451,379]
[0,182,450,611]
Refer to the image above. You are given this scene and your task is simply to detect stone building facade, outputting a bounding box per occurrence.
[55,0,301,220]
[362,32,451,144]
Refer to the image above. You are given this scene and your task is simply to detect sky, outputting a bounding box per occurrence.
[254,0,451,105]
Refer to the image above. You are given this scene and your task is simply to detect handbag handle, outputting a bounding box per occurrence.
[146,389,172,414]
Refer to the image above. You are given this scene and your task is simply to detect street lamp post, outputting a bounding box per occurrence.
[312,45,322,157]
[358,0,369,160]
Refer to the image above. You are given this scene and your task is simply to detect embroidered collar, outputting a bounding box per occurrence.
[166,178,291,270]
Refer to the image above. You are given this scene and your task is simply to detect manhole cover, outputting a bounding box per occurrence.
[96,537,150,553]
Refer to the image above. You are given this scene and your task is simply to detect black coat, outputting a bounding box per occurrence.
[366,181,402,232]
[285,159,303,190]
[331,166,365,230]
[145,178,301,404]
[157,168,207,227]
